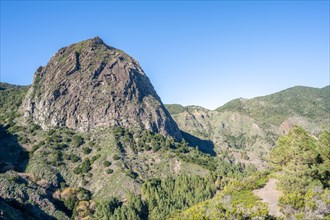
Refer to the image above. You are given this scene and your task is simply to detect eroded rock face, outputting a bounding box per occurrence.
[21,37,182,139]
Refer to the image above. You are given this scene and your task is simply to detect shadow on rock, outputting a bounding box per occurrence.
[181,130,216,156]
[0,197,57,220]
[0,125,29,173]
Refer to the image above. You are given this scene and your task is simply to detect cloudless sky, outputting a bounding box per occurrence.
[1,1,329,109]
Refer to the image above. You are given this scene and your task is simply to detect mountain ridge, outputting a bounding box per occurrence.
[166,85,329,169]
[165,85,329,111]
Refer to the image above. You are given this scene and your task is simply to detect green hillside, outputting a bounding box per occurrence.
[1,83,329,219]
[172,127,330,219]
[167,86,330,169]
[0,84,253,220]
[216,86,330,126]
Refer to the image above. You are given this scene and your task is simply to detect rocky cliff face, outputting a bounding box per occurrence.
[21,37,182,139]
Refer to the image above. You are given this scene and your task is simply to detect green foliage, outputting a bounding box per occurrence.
[69,154,81,163]
[61,187,91,215]
[106,169,113,174]
[142,174,215,219]
[73,158,92,174]
[30,144,40,155]
[170,178,270,220]
[91,154,101,162]
[76,187,91,201]
[7,174,20,183]
[94,193,148,220]
[230,190,259,208]
[216,86,330,126]
[72,135,84,147]
[165,104,187,114]
[49,150,63,166]
[270,126,318,168]
[103,160,111,167]
[269,126,329,192]
[223,133,247,149]
[112,154,120,160]
[83,147,92,155]
[64,195,78,211]
[125,170,138,179]
[0,84,29,125]
[269,127,330,218]
[81,158,92,173]
[73,166,82,174]
[279,191,305,210]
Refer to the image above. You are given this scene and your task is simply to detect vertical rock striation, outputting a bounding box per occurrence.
[21,37,182,139]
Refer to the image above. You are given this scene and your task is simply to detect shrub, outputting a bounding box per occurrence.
[30,144,40,155]
[113,154,120,160]
[73,166,82,174]
[70,154,81,163]
[152,144,161,152]
[81,159,91,173]
[77,187,91,200]
[57,143,68,149]
[106,169,114,174]
[83,147,92,155]
[91,154,101,162]
[64,195,78,211]
[8,174,20,183]
[279,191,305,210]
[126,170,138,179]
[103,161,111,167]
[72,135,84,147]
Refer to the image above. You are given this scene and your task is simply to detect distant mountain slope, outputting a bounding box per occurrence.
[166,85,329,168]
[0,83,29,125]
[216,85,330,126]
[0,82,29,90]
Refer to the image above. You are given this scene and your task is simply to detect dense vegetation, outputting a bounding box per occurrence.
[1,82,329,219]
[216,85,330,126]
[170,171,272,219]
[0,83,29,125]
[269,126,330,219]
[92,175,215,220]
[0,83,255,220]
[174,126,330,219]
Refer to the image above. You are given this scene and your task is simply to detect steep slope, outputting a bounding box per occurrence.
[0,83,29,125]
[2,38,241,220]
[21,37,182,140]
[171,127,330,220]
[166,85,329,168]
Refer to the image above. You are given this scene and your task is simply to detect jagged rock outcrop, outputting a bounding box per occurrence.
[0,171,69,219]
[21,37,182,139]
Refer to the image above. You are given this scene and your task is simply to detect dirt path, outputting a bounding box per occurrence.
[253,178,284,218]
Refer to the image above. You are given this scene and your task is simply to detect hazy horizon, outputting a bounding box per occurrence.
[1,1,329,109]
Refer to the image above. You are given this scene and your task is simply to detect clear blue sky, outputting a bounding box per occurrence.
[1,1,329,109]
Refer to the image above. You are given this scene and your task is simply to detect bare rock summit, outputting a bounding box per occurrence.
[21,37,182,139]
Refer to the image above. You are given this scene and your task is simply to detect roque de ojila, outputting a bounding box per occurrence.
[0,37,329,220]
[21,37,182,140]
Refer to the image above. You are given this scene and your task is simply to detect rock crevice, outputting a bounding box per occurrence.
[21,37,182,140]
